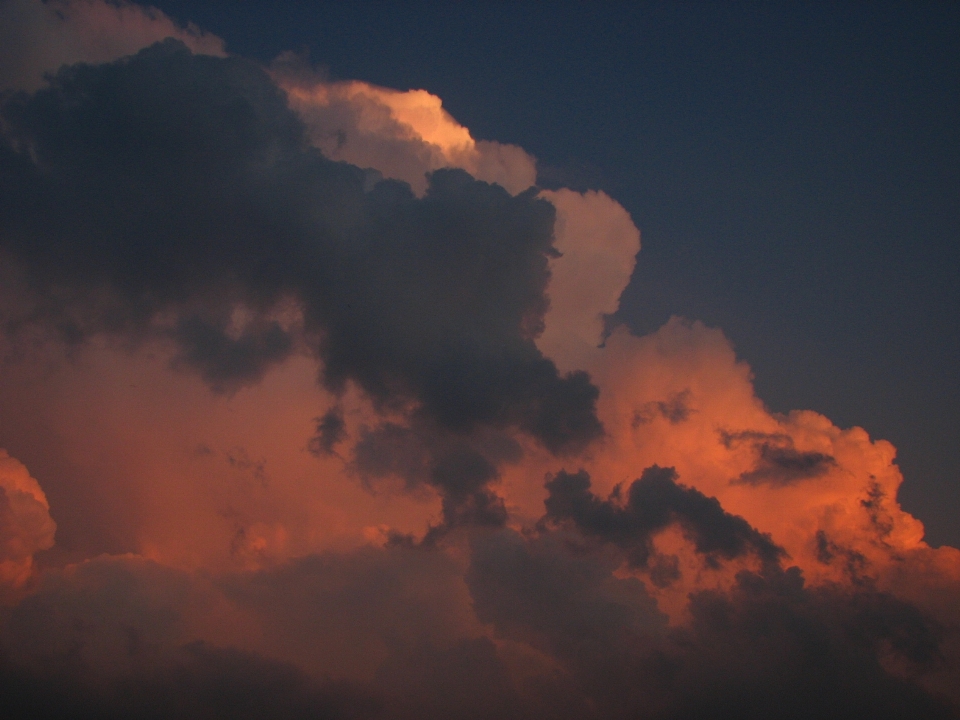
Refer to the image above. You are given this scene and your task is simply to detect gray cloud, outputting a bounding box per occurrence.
[0,533,953,720]
[351,419,525,537]
[0,39,601,456]
[631,389,693,427]
[543,466,784,573]
[0,640,377,720]
[309,406,347,457]
[467,526,954,720]
[721,430,836,487]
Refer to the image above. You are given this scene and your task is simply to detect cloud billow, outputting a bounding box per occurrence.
[544,465,784,571]
[0,39,601,454]
[350,421,524,535]
[467,527,953,720]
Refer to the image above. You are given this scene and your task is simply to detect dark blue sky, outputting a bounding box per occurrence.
[149,1,959,546]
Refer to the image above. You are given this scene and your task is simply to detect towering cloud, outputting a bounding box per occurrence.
[0,5,957,718]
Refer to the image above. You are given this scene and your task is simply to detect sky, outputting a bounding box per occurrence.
[0,2,958,719]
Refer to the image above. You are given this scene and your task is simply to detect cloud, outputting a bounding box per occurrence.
[0,39,601,455]
[374,637,523,720]
[0,529,953,720]
[171,313,296,394]
[0,556,376,719]
[535,189,640,371]
[0,8,958,719]
[0,449,55,590]
[0,0,225,92]
[631,389,693,426]
[721,430,837,486]
[543,465,784,573]
[275,62,537,197]
[668,568,955,720]
[309,406,348,457]
[349,420,526,537]
[467,524,955,719]
[218,546,482,682]
[0,642,378,720]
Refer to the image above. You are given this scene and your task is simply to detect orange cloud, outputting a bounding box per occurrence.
[0,23,957,716]
[536,188,641,371]
[0,450,56,591]
[0,340,443,573]
[279,73,536,196]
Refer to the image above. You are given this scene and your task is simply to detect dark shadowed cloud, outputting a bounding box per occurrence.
[309,406,347,457]
[631,389,693,427]
[0,39,601,454]
[352,420,523,536]
[468,527,955,720]
[0,641,377,720]
[544,465,784,572]
[0,528,953,720]
[721,430,836,487]
[0,7,958,719]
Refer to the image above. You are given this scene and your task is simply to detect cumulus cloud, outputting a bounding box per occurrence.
[0,8,958,719]
[0,643,377,720]
[1,529,953,720]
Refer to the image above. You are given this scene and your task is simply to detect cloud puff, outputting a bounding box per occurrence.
[277,67,537,197]
[0,450,55,590]
[544,465,784,573]
[535,189,640,371]
[721,430,838,486]
[1,533,953,720]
